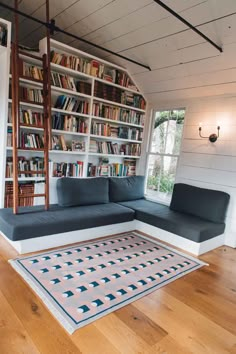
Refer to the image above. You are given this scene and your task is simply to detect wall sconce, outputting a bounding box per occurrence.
[199,122,220,143]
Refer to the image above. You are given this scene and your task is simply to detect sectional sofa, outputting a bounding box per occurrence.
[0,176,230,255]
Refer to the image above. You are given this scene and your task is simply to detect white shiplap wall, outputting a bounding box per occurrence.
[144,95,236,248]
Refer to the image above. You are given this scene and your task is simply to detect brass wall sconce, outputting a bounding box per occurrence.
[199,123,220,143]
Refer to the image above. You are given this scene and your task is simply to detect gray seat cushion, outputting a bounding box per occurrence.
[57,177,109,207]
[119,199,225,243]
[109,176,145,202]
[170,183,230,223]
[0,203,134,241]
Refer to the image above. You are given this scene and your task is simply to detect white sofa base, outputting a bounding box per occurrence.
[1,219,225,256]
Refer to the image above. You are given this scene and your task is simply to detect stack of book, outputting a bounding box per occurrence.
[94,82,122,103]
[20,61,43,81]
[19,132,44,149]
[50,51,138,91]
[20,87,44,104]
[54,95,89,114]
[5,182,35,208]
[49,161,83,177]
[87,158,136,177]
[90,122,118,137]
[120,143,141,156]
[51,72,77,91]
[0,23,7,47]
[52,114,87,133]
[6,156,44,178]
[89,140,119,155]
[76,81,92,95]
[18,109,44,127]
[7,127,12,147]
[121,92,146,109]
[92,103,145,125]
[118,127,142,141]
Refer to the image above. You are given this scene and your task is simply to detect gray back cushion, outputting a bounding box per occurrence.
[109,176,145,202]
[170,183,230,223]
[57,177,109,207]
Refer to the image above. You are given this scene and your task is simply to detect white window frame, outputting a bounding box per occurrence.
[145,108,185,205]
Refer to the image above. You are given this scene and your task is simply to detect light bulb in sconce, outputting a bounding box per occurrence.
[198,122,220,143]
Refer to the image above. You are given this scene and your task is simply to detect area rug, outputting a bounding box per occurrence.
[10,231,206,334]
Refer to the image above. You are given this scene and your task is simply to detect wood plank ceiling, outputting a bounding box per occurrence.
[2,0,236,105]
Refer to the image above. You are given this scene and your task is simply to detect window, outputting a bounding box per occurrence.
[146,109,185,203]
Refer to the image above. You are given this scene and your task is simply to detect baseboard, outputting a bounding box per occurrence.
[3,221,136,254]
[135,221,224,256]
[1,219,225,256]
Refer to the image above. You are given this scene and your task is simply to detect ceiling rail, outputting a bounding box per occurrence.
[153,0,223,53]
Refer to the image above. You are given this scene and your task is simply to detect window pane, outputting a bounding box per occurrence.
[146,155,178,203]
[150,111,169,154]
[165,110,184,155]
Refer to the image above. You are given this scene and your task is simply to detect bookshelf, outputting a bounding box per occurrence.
[0,32,147,207]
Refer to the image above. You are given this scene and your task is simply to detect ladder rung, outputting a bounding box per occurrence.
[18,194,46,198]
[18,170,46,174]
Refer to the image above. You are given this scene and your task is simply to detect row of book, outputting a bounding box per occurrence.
[51,135,85,152]
[90,122,143,141]
[5,182,34,208]
[89,140,141,156]
[54,95,89,114]
[7,127,12,147]
[19,132,44,149]
[6,157,44,178]
[50,50,138,90]
[8,107,44,127]
[20,87,43,104]
[51,72,91,95]
[20,61,43,81]
[121,92,146,109]
[94,81,146,109]
[49,161,83,177]
[0,23,8,47]
[52,114,87,133]
[87,158,136,177]
[92,103,145,125]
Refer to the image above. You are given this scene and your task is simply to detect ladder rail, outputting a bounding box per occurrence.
[11,0,51,214]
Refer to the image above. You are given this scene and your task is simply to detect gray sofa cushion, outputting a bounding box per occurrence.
[109,176,145,202]
[119,199,225,243]
[57,177,109,207]
[170,183,230,223]
[0,203,135,241]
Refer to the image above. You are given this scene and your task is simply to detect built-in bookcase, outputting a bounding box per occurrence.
[0,30,147,207]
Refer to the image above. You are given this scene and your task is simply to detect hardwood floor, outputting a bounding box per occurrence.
[0,234,236,354]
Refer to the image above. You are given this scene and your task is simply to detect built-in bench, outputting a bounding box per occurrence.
[0,176,230,255]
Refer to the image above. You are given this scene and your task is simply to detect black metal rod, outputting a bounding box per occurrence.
[153,0,223,53]
[0,1,151,71]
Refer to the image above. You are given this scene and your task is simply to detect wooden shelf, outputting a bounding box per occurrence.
[51,85,91,100]
[91,116,144,129]
[90,134,142,144]
[7,123,44,131]
[88,152,140,159]
[93,97,146,112]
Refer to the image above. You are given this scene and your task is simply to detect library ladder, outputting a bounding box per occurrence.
[11,43,51,214]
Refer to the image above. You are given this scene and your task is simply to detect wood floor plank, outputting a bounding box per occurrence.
[0,253,81,354]
[134,289,236,354]
[0,290,40,354]
[72,323,120,354]
[0,233,236,354]
[94,312,157,353]
[115,304,168,346]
